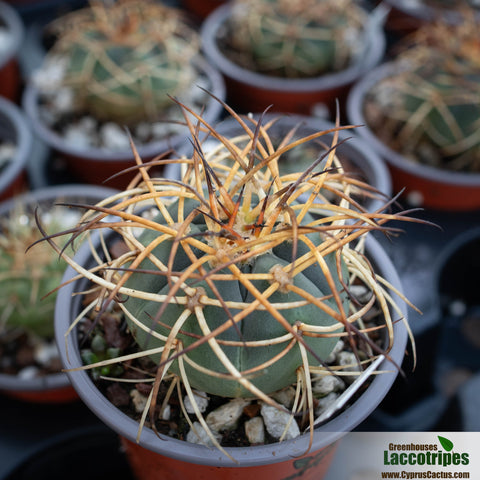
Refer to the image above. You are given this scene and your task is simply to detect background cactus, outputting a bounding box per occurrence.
[0,205,77,339]
[364,15,480,172]
[224,0,366,78]
[44,0,199,125]
[45,100,418,455]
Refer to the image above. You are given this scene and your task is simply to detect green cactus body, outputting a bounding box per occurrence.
[228,0,365,78]
[0,209,73,338]
[123,202,346,398]
[49,0,198,125]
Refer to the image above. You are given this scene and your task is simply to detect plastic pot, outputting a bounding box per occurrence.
[0,96,33,200]
[193,113,392,213]
[54,231,408,479]
[346,62,480,211]
[0,184,118,403]
[22,59,226,190]
[0,1,23,102]
[200,4,386,117]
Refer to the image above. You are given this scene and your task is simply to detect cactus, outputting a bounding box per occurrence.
[364,15,480,172]
[43,100,420,456]
[225,0,366,78]
[0,205,77,339]
[45,0,199,125]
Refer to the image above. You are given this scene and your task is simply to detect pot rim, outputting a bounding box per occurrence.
[21,57,226,162]
[0,1,24,70]
[382,0,480,23]
[0,96,33,196]
[55,231,408,467]
[346,61,480,187]
[200,3,387,93]
[0,184,119,394]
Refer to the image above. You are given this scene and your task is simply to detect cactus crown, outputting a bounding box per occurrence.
[46,0,199,125]
[0,204,78,338]
[365,13,480,172]
[42,100,420,458]
[224,0,366,78]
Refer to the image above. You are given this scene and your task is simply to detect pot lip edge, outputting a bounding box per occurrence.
[0,96,33,193]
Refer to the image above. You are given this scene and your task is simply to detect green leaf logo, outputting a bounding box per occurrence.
[438,436,454,452]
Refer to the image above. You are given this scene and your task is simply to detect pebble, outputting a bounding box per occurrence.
[271,386,296,409]
[100,123,131,151]
[244,416,265,445]
[130,389,148,413]
[260,403,300,441]
[326,339,345,364]
[206,398,250,432]
[17,366,39,380]
[315,392,340,417]
[312,374,345,397]
[184,390,209,414]
[33,342,59,366]
[337,351,362,383]
[0,142,15,168]
[186,421,222,447]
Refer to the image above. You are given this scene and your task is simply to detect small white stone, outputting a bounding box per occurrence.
[184,390,209,414]
[326,339,345,364]
[449,300,467,317]
[100,123,131,151]
[186,421,221,447]
[271,387,296,409]
[260,403,300,440]
[51,87,74,114]
[244,416,265,445]
[206,398,250,432]
[130,389,148,413]
[312,374,345,397]
[315,391,340,417]
[64,124,94,149]
[33,342,59,366]
[0,142,15,167]
[32,56,67,92]
[161,404,171,421]
[337,351,362,383]
[17,366,39,380]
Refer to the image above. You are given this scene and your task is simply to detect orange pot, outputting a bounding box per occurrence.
[181,0,225,21]
[200,4,386,117]
[121,437,337,480]
[0,382,78,404]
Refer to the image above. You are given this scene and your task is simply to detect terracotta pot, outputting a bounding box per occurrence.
[346,62,480,211]
[181,0,226,21]
[200,4,386,117]
[0,1,23,102]
[54,231,408,478]
[0,184,118,404]
[0,96,33,200]
[22,59,226,190]
[382,0,480,37]
[195,113,392,213]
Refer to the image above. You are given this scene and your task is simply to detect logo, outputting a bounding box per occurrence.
[383,436,470,467]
